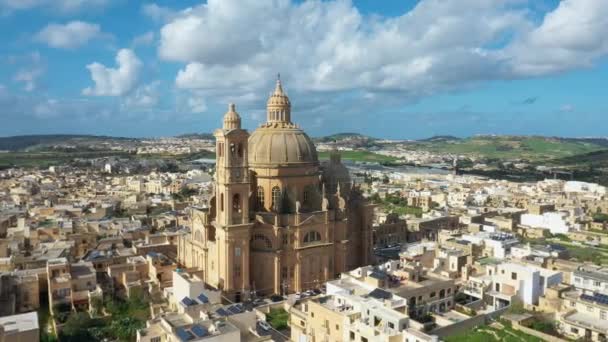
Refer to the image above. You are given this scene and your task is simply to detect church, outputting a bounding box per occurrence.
[177,77,375,301]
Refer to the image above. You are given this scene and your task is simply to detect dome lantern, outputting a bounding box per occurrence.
[266,74,291,124]
[223,103,241,130]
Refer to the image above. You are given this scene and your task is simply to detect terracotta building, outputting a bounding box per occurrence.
[178,78,375,301]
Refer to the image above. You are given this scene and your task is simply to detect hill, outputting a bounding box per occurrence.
[409,135,607,161]
[314,132,376,143]
[0,134,136,152]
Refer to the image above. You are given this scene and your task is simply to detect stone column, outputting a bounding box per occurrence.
[274,252,281,294]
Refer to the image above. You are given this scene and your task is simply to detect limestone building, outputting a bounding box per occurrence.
[178,78,375,300]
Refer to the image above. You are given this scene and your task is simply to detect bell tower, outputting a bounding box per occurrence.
[214,103,250,225]
[213,103,252,300]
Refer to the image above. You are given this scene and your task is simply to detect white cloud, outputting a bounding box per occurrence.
[142,3,177,22]
[560,104,575,113]
[132,31,155,47]
[158,0,608,115]
[1,0,110,14]
[505,0,608,76]
[10,51,45,92]
[123,81,160,109]
[187,95,207,113]
[83,49,142,96]
[14,67,44,91]
[36,21,104,49]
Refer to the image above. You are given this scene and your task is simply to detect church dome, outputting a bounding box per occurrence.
[249,126,318,166]
[248,76,318,167]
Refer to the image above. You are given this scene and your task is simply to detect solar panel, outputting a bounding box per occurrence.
[181,296,196,306]
[176,328,194,341]
[216,308,229,316]
[197,293,209,303]
[191,325,208,337]
[228,305,242,314]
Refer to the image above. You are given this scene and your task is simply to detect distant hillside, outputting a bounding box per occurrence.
[175,133,215,140]
[314,132,376,143]
[0,134,135,152]
[418,135,462,143]
[410,135,607,161]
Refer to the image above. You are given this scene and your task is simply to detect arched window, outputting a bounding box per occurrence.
[251,234,272,251]
[303,231,322,244]
[232,194,241,213]
[272,186,281,212]
[230,142,236,156]
[220,193,224,212]
[303,185,314,206]
[257,186,265,210]
[218,142,223,157]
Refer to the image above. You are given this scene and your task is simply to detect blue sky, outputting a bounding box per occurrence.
[0,0,607,139]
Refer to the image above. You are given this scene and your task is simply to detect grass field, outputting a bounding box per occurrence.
[411,136,606,161]
[0,150,215,169]
[445,324,543,342]
[318,150,397,163]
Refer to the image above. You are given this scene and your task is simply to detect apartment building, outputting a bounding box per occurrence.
[47,258,102,312]
[560,290,608,341]
[290,292,438,342]
[0,271,40,316]
[484,262,562,309]
[0,311,39,342]
[572,265,608,294]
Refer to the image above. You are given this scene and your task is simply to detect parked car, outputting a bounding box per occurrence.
[259,321,272,331]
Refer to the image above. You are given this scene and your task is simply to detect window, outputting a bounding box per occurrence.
[234,264,241,277]
[218,142,224,157]
[233,194,241,213]
[220,193,224,212]
[303,231,322,244]
[388,322,394,329]
[587,306,594,312]
[252,234,273,250]
[151,337,161,342]
[601,310,607,320]
[350,331,355,340]
[257,186,265,210]
[495,283,500,292]
[430,292,436,298]
[235,247,241,257]
[272,186,281,212]
[511,272,517,280]
[237,143,243,157]
[439,289,445,299]
[574,277,581,283]
[595,281,602,287]
[571,327,578,334]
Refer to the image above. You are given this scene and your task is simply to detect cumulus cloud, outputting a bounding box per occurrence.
[123,81,160,109]
[35,21,104,49]
[83,49,142,96]
[14,67,45,92]
[158,0,608,116]
[132,31,155,47]
[142,3,177,22]
[10,51,45,92]
[0,0,110,14]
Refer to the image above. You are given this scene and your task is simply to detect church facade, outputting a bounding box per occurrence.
[177,78,375,301]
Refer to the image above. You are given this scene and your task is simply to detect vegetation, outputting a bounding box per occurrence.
[266,308,289,330]
[318,150,397,163]
[444,324,543,342]
[57,294,149,342]
[594,213,608,223]
[373,193,424,217]
[411,135,606,161]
